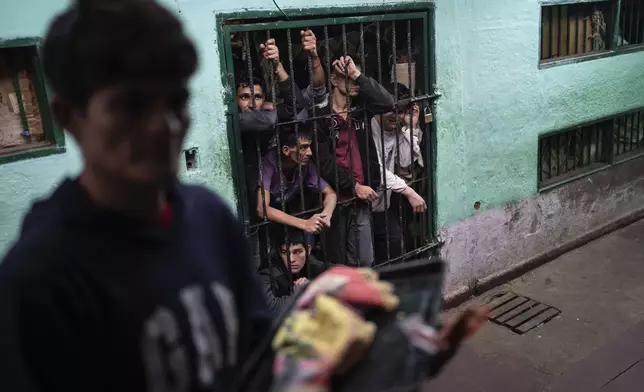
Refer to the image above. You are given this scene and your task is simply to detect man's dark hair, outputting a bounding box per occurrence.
[386,82,411,101]
[274,227,307,249]
[278,123,313,148]
[43,0,198,107]
[236,76,266,93]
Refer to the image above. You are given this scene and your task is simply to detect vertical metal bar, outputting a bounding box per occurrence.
[565,132,570,172]
[606,119,615,164]
[538,140,543,183]
[585,126,591,166]
[615,0,624,49]
[285,28,308,279]
[425,10,436,243]
[359,22,376,263]
[547,138,552,179]
[594,124,600,162]
[286,29,306,216]
[341,24,360,267]
[255,32,275,280]
[637,110,644,148]
[261,31,291,286]
[549,6,555,57]
[571,130,578,170]
[324,25,340,205]
[636,0,642,45]
[247,31,268,276]
[613,117,620,158]
[582,11,588,54]
[307,29,327,269]
[254,33,268,227]
[392,21,405,259]
[407,19,419,251]
[376,21,391,263]
[620,115,626,155]
[629,0,635,46]
[628,113,635,153]
[556,133,561,176]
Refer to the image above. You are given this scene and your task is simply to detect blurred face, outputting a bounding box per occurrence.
[237,84,265,112]
[62,79,190,187]
[331,69,361,97]
[381,109,409,132]
[280,242,310,274]
[282,136,313,166]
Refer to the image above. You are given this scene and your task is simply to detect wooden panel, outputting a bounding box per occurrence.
[559,5,569,57]
[542,7,551,59]
[552,6,560,58]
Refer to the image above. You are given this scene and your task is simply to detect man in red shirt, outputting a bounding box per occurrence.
[312,55,395,266]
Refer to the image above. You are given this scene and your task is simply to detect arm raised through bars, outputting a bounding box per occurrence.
[238,110,278,133]
[356,75,396,114]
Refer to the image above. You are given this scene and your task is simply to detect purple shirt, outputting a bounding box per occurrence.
[259,150,329,204]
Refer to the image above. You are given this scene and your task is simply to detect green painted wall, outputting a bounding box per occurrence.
[435,0,644,226]
[1,0,643,258]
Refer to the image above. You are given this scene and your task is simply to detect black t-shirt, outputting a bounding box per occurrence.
[0,179,271,392]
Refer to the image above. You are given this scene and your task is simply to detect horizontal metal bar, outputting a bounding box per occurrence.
[217,2,435,23]
[539,107,644,140]
[539,40,644,69]
[539,124,607,141]
[373,242,440,268]
[224,12,427,33]
[539,163,611,192]
[394,93,439,109]
[613,149,644,164]
[227,94,439,120]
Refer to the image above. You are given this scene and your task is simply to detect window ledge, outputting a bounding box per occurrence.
[0,145,67,165]
[539,163,611,192]
[539,44,644,69]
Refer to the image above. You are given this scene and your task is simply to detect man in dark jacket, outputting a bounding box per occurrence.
[238,34,326,267]
[0,2,270,391]
[259,229,329,317]
[311,55,395,267]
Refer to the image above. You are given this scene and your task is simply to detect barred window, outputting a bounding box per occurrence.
[539,108,644,189]
[0,39,64,163]
[540,1,615,62]
[613,109,644,160]
[618,0,644,48]
[220,9,438,282]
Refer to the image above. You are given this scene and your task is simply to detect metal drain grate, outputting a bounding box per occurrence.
[485,291,561,335]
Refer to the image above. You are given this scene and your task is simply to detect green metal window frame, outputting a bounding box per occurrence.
[0,37,65,164]
[538,106,644,191]
[539,0,644,69]
[214,1,439,244]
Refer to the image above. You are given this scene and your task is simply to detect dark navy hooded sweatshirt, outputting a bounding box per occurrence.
[0,178,271,392]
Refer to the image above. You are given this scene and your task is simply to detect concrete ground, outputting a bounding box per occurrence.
[426,219,644,392]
